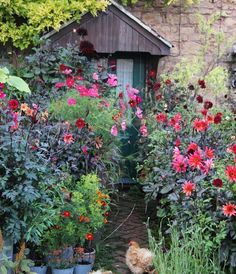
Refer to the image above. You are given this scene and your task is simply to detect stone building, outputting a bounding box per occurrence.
[128,0,236,83]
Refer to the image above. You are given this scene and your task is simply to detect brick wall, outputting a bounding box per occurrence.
[128,0,236,75]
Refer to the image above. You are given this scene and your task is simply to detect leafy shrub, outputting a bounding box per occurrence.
[149,226,224,274]
[137,77,236,269]
[0,79,64,245]
[41,174,110,254]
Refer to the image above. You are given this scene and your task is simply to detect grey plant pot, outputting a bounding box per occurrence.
[0,237,13,274]
[51,267,74,274]
[30,266,47,274]
[76,248,96,266]
[74,263,93,274]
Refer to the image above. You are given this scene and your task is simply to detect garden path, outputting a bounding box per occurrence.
[102,187,150,274]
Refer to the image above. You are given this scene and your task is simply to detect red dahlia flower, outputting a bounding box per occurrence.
[66,76,75,88]
[8,99,19,110]
[196,95,203,103]
[64,133,74,144]
[204,101,213,109]
[85,233,94,241]
[63,211,71,218]
[225,165,236,183]
[148,70,156,79]
[156,112,167,123]
[156,93,162,101]
[206,115,214,124]
[214,113,222,124]
[205,147,214,159]
[201,109,208,116]
[229,144,236,154]
[76,118,86,129]
[198,79,206,89]
[212,178,223,188]
[182,181,195,196]
[128,99,137,108]
[165,79,171,85]
[223,203,236,217]
[187,142,198,154]
[80,40,96,57]
[175,138,181,147]
[188,151,202,169]
[193,119,208,132]
[153,82,161,91]
[172,155,187,173]
[136,96,142,104]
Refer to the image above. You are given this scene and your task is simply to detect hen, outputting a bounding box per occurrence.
[126,241,153,274]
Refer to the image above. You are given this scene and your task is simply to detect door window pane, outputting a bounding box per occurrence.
[116,59,133,100]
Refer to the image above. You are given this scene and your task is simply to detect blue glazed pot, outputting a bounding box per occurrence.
[51,267,74,274]
[30,266,47,274]
[74,263,92,274]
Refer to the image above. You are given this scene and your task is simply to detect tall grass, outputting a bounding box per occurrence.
[149,228,225,274]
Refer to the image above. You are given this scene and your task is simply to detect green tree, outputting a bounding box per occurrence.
[0,0,109,49]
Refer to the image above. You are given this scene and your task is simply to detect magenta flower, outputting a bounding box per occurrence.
[140,124,148,137]
[92,73,99,81]
[173,147,181,159]
[172,155,187,173]
[111,125,118,136]
[82,146,88,155]
[135,107,143,119]
[55,82,65,88]
[121,120,127,131]
[107,74,117,87]
[0,91,6,99]
[88,84,99,97]
[67,97,76,106]
[75,85,89,97]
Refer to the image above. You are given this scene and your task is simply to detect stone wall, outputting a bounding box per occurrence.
[128,0,236,75]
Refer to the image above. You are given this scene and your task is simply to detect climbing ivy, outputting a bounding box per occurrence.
[0,0,109,50]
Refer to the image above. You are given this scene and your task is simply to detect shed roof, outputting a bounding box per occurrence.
[44,1,173,56]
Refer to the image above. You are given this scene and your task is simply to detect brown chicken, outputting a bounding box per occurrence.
[126,241,154,274]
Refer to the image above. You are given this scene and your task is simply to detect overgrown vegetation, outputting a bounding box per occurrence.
[149,227,225,274]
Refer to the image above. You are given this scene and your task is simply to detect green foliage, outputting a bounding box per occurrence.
[137,73,236,269]
[149,226,224,274]
[0,242,35,274]
[0,95,63,244]
[49,91,116,142]
[15,43,122,186]
[41,174,110,258]
[0,67,31,94]
[0,0,109,49]
[162,12,231,97]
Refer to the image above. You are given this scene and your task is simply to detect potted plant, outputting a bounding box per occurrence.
[48,250,74,274]
[0,73,67,274]
[73,246,93,274]
[40,173,110,273]
[28,245,48,274]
